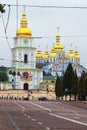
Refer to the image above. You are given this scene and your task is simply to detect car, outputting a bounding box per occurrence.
[38,96,48,101]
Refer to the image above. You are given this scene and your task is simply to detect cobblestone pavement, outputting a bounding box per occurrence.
[0,99,87,130]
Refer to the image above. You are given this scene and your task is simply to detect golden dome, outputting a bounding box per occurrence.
[16,12,32,37]
[56,33,60,41]
[74,49,80,60]
[67,48,75,58]
[54,33,63,52]
[62,49,67,58]
[36,48,43,59]
[50,46,57,57]
[43,49,49,59]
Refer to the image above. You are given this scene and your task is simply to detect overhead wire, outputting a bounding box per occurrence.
[5,5,10,32]
[0,58,23,63]
[0,57,87,67]
[1,35,87,39]
[0,3,87,41]
[0,3,87,68]
[1,5,11,50]
[2,4,87,9]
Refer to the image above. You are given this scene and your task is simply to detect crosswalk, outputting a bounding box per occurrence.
[0,98,59,104]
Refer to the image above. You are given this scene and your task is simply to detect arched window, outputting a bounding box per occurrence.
[24,54,28,63]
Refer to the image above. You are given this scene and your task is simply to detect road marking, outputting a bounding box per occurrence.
[71,110,79,116]
[0,102,20,130]
[38,122,42,125]
[32,118,36,121]
[30,102,51,113]
[14,102,25,111]
[49,113,87,126]
[46,127,50,129]
[73,116,80,119]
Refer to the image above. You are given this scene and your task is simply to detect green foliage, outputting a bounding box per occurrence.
[0,71,8,81]
[72,69,78,100]
[63,63,75,96]
[55,74,63,99]
[0,4,5,13]
[43,70,46,76]
[78,71,87,100]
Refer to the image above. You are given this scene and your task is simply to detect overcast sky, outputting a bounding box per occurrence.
[0,0,87,68]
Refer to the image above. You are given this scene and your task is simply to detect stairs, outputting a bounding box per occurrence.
[0,89,56,100]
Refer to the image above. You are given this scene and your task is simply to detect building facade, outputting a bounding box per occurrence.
[36,32,83,77]
[8,11,43,90]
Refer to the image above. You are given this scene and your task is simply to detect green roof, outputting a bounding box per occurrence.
[43,76,55,80]
[0,66,8,72]
[9,67,42,71]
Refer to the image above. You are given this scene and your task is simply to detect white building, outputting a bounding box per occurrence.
[36,33,81,77]
[8,11,43,90]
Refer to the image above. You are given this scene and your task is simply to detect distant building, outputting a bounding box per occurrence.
[8,11,43,90]
[7,10,86,91]
[36,32,87,77]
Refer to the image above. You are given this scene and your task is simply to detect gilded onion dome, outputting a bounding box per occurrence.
[50,45,57,57]
[36,47,43,59]
[16,12,32,37]
[74,48,80,60]
[54,33,63,52]
[67,48,75,58]
[43,48,49,59]
[62,49,67,58]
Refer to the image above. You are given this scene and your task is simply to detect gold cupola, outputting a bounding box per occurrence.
[36,46,43,59]
[43,47,49,59]
[54,33,63,52]
[62,48,67,58]
[67,47,75,58]
[74,47,80,60]
[50,45,57,57]
[16,12,32,37]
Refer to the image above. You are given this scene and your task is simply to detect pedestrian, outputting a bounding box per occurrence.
[46,80,49,94]
[28,90,31,101]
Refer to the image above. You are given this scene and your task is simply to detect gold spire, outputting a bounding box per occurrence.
[50,44,57,57]
[54,28,63,52]
[36,45,43,59]
[16,11,32,37]
[62,47,67,58]
[74,47,80,60]
[67,45,74,58]
[43,46,49,59]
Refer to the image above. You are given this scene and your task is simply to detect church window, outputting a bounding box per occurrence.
[24,54,28,63]
[19,52,21,56]
[24,39,28,46]
[31,53,33,56]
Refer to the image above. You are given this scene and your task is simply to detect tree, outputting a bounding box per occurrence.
[72,69,78,101]
[55,74,63,101]
[84,74,87,97]
[63,63,75,100]
[78,71,87,100]
[0,4,5,13]
[0,71,8,81]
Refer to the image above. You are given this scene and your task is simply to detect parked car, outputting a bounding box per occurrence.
[38,96,48,101]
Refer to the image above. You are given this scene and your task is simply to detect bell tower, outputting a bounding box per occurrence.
[12,11,36,69]
[9,11,43,90]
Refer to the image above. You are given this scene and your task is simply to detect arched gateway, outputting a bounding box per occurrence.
[23,83,29,90]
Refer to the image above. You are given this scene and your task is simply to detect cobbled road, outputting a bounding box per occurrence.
[0,99,87,130]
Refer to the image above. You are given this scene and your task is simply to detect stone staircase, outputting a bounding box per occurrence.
[0,89,56,100]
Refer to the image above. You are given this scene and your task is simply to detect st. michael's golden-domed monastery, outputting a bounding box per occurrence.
[8,11,82,90]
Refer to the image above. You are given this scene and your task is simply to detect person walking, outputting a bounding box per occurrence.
[28,90,31,101]
[46,80,49,94]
